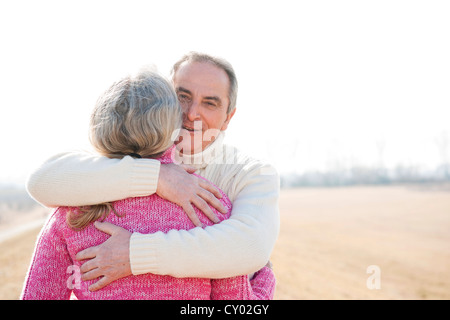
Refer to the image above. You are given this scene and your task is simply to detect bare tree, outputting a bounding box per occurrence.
[375,138,389,183]
[376,138,386,169]
[435,131,449,179]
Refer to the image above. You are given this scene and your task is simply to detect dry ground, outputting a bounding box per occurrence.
[0,224,42,300]
[271,184,450,299]
[1,185,449,299]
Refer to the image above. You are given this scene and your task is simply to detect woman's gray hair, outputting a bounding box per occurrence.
[170,51,238,114]
[90,68,182,159]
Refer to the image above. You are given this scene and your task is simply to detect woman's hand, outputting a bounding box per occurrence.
[157,163,227,227]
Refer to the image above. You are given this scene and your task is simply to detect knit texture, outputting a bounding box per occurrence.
[25,132,280,279]
[21,146,275,300]
[128,133,280,278]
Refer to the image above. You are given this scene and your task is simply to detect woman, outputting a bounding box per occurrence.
[21,68,275,299]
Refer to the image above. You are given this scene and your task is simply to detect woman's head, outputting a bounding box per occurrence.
[90,68,181,159]
[68,69,181,231]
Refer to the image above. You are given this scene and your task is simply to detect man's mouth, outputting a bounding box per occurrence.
[182,126,194,132]
[182,124,202,132]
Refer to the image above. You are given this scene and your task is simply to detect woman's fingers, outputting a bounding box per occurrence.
[196,186,227,214]
[158,163,227,225]
[179,164,197,174]
[81,266,102,281]
[191,195,220,224]
[88,276,113,292]
[181,194,222,227]
[198,179,223,200]
[181,201,203,228]
[80,259,97,274]
[76,245,98,261]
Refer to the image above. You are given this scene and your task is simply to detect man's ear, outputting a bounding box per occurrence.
[220,108,237,131]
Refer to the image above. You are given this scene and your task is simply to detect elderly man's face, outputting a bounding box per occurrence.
[173,61,236,154]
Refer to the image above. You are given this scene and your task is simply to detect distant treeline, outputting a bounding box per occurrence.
[0,184,38,213]
[281,164,450,188]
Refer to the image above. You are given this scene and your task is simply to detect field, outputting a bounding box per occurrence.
[1,185,449,300]
[272,184,450,299]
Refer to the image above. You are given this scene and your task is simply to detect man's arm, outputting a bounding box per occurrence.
[26,151,160,208]
[130,162,280,278]
[26,151,225,225]
[77,161,279,291]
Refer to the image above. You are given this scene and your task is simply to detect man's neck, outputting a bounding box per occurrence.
[173,132,225,169]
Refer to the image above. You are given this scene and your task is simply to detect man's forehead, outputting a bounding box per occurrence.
[174,61,230,97]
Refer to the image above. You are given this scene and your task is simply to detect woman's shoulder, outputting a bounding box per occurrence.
[109,194,211,232]
[37,206,73,237]
[194,173,232,207]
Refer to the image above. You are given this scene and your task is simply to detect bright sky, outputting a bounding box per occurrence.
[1,0,449,185]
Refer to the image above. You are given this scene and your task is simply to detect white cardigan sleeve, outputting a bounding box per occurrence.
[26,150,280,279]
[26,151,160,208]
[130,162,280,278]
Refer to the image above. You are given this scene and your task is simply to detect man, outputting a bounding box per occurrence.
[27,52,280,292]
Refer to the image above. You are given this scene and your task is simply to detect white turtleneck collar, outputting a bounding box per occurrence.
[172,131,226,170]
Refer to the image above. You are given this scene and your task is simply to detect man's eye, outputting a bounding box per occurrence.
[178,94,190,102]
[204,101,218,107]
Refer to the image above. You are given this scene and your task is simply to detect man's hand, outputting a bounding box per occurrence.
[76,221,132,292]
[157,163,227,227]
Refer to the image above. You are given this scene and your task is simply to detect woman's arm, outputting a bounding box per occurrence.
[247,266,276,299]
[210,266,276,300]
[21,210,73,300]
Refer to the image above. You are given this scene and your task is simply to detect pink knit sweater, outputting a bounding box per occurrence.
[21,147,276,300]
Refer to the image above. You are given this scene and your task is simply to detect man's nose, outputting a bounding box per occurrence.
[186,100,201,122]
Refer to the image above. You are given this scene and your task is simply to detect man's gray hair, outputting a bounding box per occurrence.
[171,51,238,114]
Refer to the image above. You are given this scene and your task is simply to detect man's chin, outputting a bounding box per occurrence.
[174,139,204,155]
[175,128,219,155]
